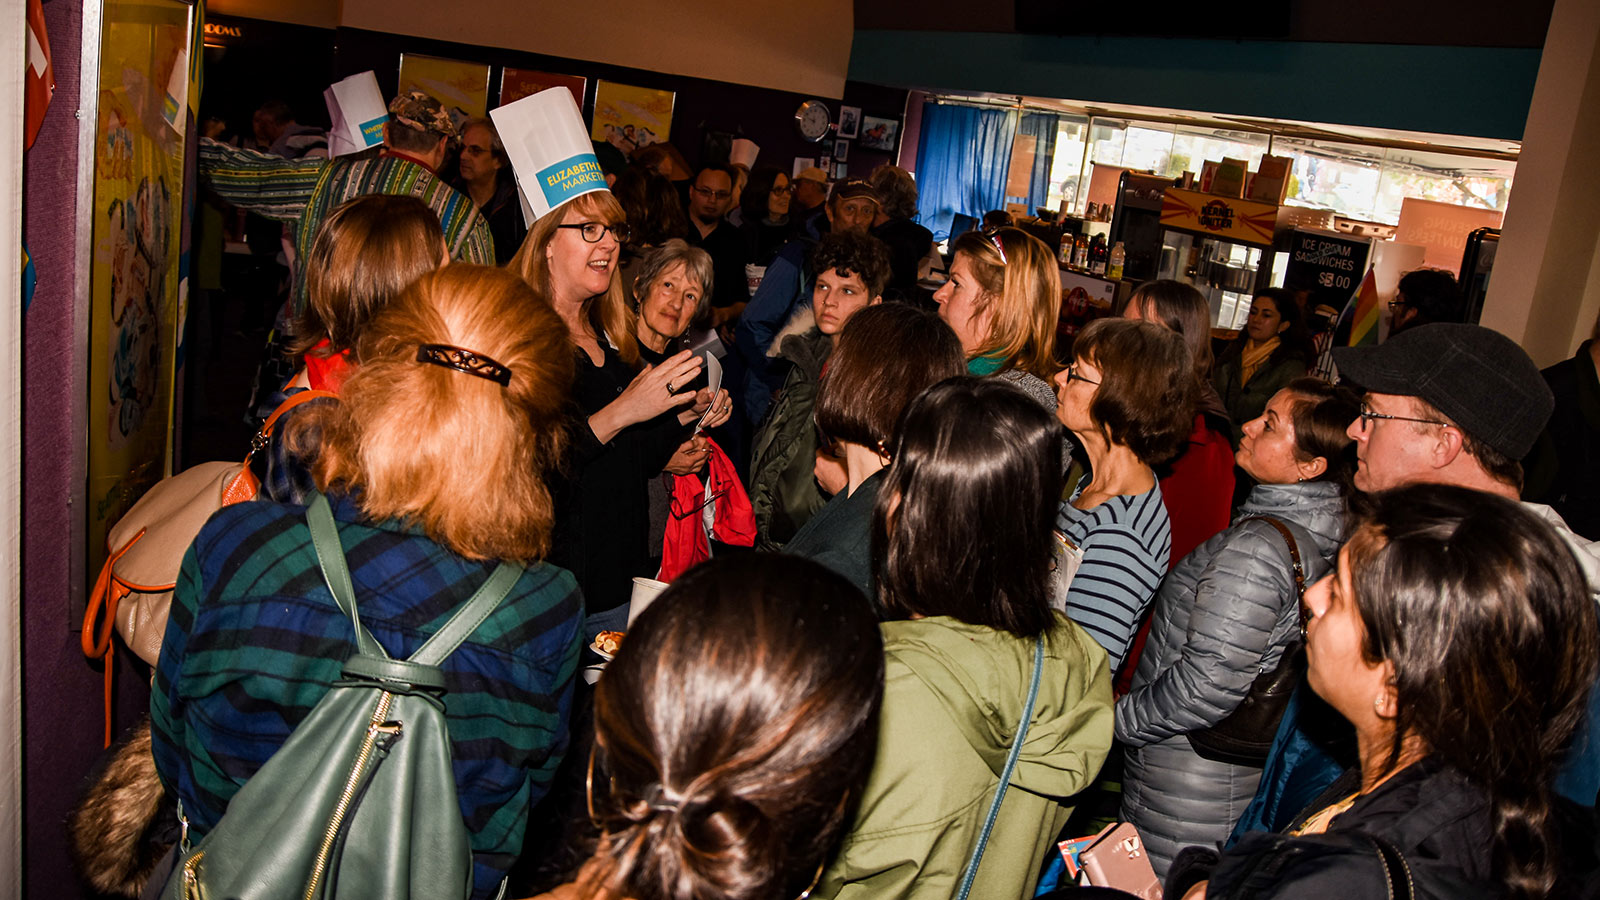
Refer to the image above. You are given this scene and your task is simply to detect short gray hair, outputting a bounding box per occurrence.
[870,165,919,219]
[460,116,507,164]
[632,239,715,318]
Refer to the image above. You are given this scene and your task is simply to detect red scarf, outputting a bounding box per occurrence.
[303,338,353,392]
[658,439,755,582]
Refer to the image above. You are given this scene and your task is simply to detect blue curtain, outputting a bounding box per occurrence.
[914,102,1018,241]
[1018,113,1059,214]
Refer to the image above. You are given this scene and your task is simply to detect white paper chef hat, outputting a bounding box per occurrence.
[491,86,609,222]
[729,138,760,169]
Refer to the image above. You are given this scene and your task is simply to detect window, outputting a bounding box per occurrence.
[1045,116,1088,213]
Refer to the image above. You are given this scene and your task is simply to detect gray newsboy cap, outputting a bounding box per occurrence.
[1332,323,1553,459]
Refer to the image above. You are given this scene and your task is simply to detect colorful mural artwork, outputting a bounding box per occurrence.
[87,0,192,574]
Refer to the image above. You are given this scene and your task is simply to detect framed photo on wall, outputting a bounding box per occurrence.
[859,115,899,152]
[837,105,860,139]
[592,81,675,155]
[498,68,586,109]
[833,138,849,160]
[398,53,491,120]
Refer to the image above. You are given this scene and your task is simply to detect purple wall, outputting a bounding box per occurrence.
[23,1,151,896]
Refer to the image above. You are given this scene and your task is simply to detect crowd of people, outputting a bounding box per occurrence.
[101,88,1600,900]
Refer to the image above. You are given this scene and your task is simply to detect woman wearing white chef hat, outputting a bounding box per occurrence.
[499,88,732,640]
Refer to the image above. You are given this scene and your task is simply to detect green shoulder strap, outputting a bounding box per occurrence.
[306,493,523,668]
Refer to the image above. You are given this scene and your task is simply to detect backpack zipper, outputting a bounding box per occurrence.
[303,691,399,900]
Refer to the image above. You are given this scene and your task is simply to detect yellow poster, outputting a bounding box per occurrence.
[87,0,192,574]
[591,81,674,155]
[398,53,491,120]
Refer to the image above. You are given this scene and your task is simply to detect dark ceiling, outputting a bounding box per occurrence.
[855,0,1555,49]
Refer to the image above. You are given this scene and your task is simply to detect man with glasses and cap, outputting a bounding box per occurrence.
[1232,322,1600,845]
[791,166,830,221]
[1328,324,1600,804]
[198,89,493,317]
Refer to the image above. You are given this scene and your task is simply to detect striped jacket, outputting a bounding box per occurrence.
[197,138,495,313]
[150,495,584,898]
[1058,475,1171,674]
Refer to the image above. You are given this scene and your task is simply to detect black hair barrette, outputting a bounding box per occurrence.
[416,343,512,386]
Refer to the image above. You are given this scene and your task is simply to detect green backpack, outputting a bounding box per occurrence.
[162,493,521,900]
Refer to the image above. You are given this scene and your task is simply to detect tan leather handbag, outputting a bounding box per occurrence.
[81,390,335,745]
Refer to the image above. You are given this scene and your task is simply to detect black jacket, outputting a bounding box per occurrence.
[1167,758,1599,900]
[1524,341,1600,541]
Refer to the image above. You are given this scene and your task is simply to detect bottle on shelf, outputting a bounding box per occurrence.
[1059,234,1073,266]
[1108,241,1126,280]
[1072,233,1090,269]
[1089,234,1108,276]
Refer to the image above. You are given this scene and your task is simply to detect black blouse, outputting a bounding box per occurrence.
[548,337,688,613]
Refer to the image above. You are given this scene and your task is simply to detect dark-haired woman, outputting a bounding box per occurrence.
[818,377,1114,900]
[1212,289,1314,445]
[1053,318,1196,673]
[1169,485,1600,900]
[529,555,884,900]
[783,303,966,596]
[737,166,792,268]
[1117,378,1358,878]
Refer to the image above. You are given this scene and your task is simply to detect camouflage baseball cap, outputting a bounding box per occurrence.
[387,90,457,139]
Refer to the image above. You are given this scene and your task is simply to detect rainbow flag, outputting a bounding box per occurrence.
[1337,265,1381,347]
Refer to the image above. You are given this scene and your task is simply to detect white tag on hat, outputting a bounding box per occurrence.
[324,72,388,157]
[491,87,608,222]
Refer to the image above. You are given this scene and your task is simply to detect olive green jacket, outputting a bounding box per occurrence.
[749,309,830,550]
[818,614,1114,900]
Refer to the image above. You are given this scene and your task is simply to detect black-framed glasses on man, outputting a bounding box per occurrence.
[1355,402,1448,430]
[1387,298,1407,313]
[557,222,632,244]
[1065,363,1099,386]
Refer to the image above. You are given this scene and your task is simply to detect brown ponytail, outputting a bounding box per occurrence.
[586,555,884,900]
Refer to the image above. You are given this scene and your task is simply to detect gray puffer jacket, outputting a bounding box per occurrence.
[1115,480,1345,879]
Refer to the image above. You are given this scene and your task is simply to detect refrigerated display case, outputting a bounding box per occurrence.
[1155,188,1278,329]
[1459,227,1499,325]
[1108,171,1177,284]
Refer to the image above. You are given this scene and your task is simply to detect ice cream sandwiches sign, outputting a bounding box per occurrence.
[536,154,606,208]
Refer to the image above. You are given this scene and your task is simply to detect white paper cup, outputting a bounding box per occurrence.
[628,577,669,627]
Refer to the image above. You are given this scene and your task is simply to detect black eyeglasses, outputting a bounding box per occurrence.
[1065,363,1099,386]
[557,222,631,244]
[1355,402,1448,430]
[1387,299,1407,312]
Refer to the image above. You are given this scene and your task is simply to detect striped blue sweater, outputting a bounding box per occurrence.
[1058,476,1171,673]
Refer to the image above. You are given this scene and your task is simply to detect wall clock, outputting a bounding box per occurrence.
[794,99,832,143]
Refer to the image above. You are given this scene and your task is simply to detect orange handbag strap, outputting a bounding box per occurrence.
[82,389,338,747]
[83,530,146,747]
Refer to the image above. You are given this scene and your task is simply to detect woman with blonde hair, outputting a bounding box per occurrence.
[152,264,586,900]
[509,193,730,636]
[931,226,1062,413]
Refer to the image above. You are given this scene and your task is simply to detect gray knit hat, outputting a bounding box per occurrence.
[1332,323,1553,459]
